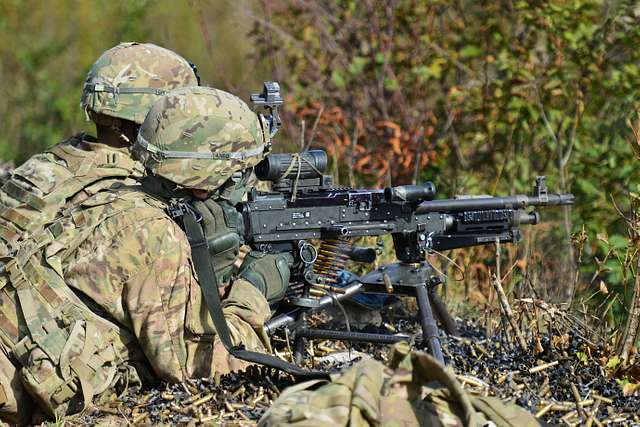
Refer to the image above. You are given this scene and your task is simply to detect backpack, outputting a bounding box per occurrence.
[0,189,149,417]
[258,342,542,427]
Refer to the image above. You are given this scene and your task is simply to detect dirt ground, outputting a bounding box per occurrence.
[55,300,640,426]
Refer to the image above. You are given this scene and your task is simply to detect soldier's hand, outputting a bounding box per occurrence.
[237,251,293,304]
[191,198,242,288]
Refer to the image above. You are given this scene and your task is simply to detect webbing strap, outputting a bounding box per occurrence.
[83,83,166,96]
[68,321,103,411]
[69,359,94,412]
[7,261,51,341]
[2,180,47,211]
[0,216,26,244]
[0,206,33,232]
[137,135,266,161]
[182,209,328,380]
[59,321,84,381]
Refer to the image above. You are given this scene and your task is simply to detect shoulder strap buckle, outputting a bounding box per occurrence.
[167,201,187,220]
[167,200,202,223]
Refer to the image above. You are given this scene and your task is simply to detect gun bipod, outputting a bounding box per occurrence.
[266,261,448,365]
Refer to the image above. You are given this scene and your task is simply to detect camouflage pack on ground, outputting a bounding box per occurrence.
[259,342,542,427]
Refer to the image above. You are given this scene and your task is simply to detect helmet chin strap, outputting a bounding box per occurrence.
[110,122,131,145]
[216,168,254,205]
[89,110,137,147]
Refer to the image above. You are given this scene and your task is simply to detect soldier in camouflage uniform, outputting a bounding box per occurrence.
[0,85,284,423]
[60,86,284,386]
[0,42,198,254]
[0,42,198,424]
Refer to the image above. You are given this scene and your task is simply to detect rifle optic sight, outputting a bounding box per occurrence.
[255,150,328,181]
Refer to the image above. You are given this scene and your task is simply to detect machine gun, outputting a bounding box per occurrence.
[239,150,574,364]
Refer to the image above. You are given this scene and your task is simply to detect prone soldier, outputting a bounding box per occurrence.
[0,85,290,423]
[0,42,199,423]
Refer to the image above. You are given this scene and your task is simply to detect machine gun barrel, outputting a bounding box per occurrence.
[246,158,575,365]
[417,192,574,213]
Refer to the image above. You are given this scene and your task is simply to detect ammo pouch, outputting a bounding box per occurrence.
[11,302,139,417]
[3,252,142,418]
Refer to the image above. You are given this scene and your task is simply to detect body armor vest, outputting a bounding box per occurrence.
[0,188,160,417]
[0,134,144,255]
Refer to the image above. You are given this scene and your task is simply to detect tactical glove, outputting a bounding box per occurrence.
[191,198,243,287]
[238,251,293,304]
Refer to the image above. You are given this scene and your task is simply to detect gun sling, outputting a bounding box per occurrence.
[182,208,329,380]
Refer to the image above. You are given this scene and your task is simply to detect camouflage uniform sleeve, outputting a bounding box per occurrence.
[183,273,272,378]
[118,217,193,382]
[65,205,272,382]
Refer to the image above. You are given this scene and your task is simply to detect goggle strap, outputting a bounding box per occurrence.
[83,83,167,96]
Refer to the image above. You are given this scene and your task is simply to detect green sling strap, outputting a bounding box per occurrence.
[182,207,329,380]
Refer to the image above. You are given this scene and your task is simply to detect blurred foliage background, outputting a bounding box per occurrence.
[2,0,640,335]
[0,0,269,163]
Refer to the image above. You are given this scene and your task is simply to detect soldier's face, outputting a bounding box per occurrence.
[191,189,210,200]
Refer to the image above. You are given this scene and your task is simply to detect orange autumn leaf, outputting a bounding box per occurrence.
[389,137,402,155]
[355,155,372,169]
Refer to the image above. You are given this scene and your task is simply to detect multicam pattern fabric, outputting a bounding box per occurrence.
[259,343,542,427]
[0,42,199,258]
[81,42,199,124]
[0,341,33,424]
[0,198,147,420]
[0,134,144,256]
[0,182,272,422]
[134,86,270,191]
[60,186,272,381]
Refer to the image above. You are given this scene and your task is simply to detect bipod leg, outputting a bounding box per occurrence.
[429,286,458,336]
[293,312,307,365]
[415,283,445,364]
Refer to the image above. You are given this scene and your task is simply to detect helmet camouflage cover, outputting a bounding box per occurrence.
[81,42,199,125]
[135,86,270,191]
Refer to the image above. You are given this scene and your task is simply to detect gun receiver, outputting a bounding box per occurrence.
[240,150,573,364]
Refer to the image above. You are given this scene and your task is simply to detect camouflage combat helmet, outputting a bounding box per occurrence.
[81,42,199,125]
[134,86,270,191]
